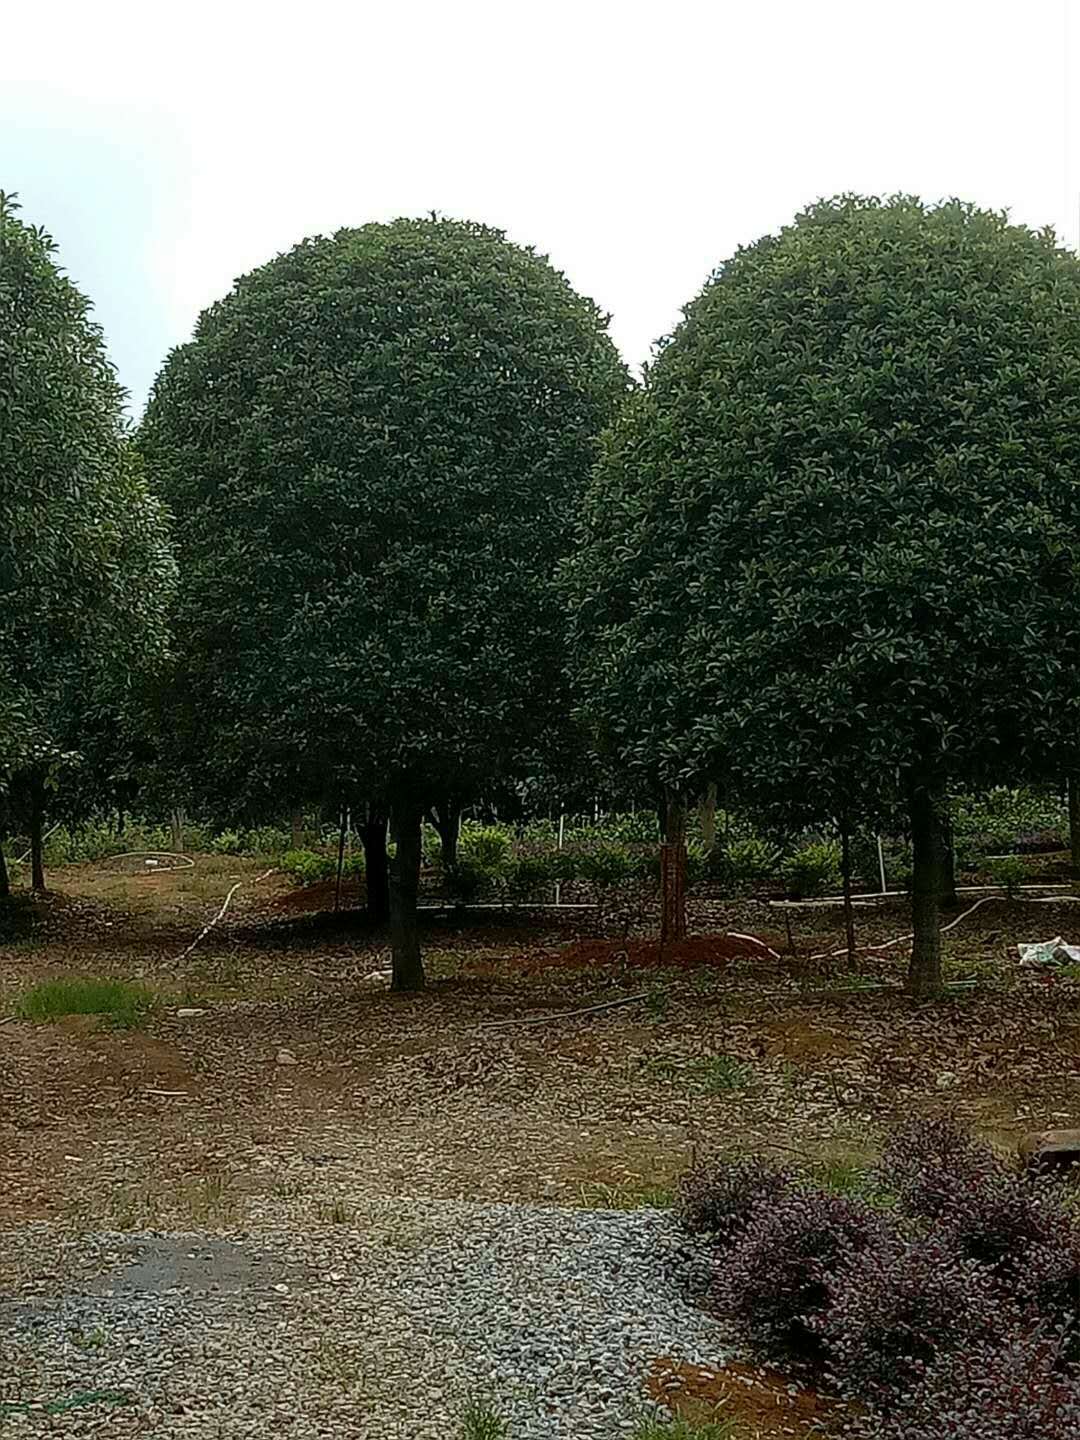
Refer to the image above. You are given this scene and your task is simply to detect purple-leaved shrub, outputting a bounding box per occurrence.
[868,1332,1080,1440]
[816,1234,1008,1405]
[713,1187,890,1363]
[879,1113,1005,1221]
[676,1155,795,1246]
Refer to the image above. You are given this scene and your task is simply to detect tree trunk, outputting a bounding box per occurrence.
[290,807,305,851]
[908,775,945,997]
[840,822,856,966]
[0,840,9,900]
[699,782,718,854]
[660,793,688,944]
[29,776,45,893]
[361,816,390,924]
[940,809,959,909]
[1070,777,1080,878]
[389,802,425,991]
[334,811,347,912]
[170,807,186,854]
[430,800,461,872]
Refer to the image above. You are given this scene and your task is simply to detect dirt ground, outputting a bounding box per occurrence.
[3,857,1079,1243]
[6,861,1080,1436]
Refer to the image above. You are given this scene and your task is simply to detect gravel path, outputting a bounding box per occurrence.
[1,1202,726,1437]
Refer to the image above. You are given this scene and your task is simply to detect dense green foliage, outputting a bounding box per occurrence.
[140,218,628,817]
[0,194,175,883]
[571,196,1080,990]
[140,216,628,984]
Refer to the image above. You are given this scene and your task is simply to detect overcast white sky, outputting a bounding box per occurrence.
[3,0,1078,414]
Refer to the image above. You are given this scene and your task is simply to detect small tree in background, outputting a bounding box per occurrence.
[141,216,629,988]
[0,193,174,893]
[570,196,1080,995]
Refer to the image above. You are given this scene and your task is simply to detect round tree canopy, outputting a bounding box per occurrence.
[141,216,629,811]
[571,195,1080,814]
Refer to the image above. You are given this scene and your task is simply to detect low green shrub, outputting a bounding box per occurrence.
[241,825,290,857]
[505,853,556,897]
[280,849,336,884]
[723,836,781,888]
[575,842,641,888]
[953,786,1066,857]
[210,830,244,855]
[459,823,513,874]
[985,854,1026,896]
[445,856,489,903]
[782,840,842,898]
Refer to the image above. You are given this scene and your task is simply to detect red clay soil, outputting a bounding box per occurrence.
[270,878,364,911]
[647,1357,853,1438]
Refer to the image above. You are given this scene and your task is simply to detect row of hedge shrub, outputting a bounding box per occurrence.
[10,787,1067,899]
[678,1118,1080,1438]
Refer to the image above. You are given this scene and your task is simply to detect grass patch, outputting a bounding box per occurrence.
[694,1055,753,1094]
[459,1393,510,1440]
[579,1180,675,1210]
[16,977,155,1027]
[182,1173,235,1223]
[644,1053,753,1094]
[814,1156,896,1209]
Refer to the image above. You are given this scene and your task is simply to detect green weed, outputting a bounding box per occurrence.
[459,1393,510,1440]
[643,1053,752,1094]
[644,985,670,1021]
[694,1055,753,1094]
[182,1173,236,1223]
[71,1326,108,1351]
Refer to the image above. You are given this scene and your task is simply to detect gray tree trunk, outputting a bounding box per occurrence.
[290,807,305,851]
[389,802,425,991]
[29,777,45,893]
[908,775,944,997]
[840,823,856,965]
[0,840,9,900]
[170,808,186,854]
[1070,777,1080,877]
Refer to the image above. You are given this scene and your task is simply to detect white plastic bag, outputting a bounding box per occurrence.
[1017,936,1080,967]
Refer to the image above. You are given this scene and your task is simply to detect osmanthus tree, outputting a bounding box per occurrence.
[140,217,629,989]
[569,195,1080,996]
[0,193,175,896]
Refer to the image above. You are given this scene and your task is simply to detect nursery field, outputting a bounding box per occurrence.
[3,858,1080,1436]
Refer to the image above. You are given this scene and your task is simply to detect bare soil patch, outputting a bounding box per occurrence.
[3,866,1080,1234]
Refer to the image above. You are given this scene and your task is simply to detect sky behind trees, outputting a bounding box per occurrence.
[3,0,1077,415]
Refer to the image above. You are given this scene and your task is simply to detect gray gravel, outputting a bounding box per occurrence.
[1,1202,727,1437]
